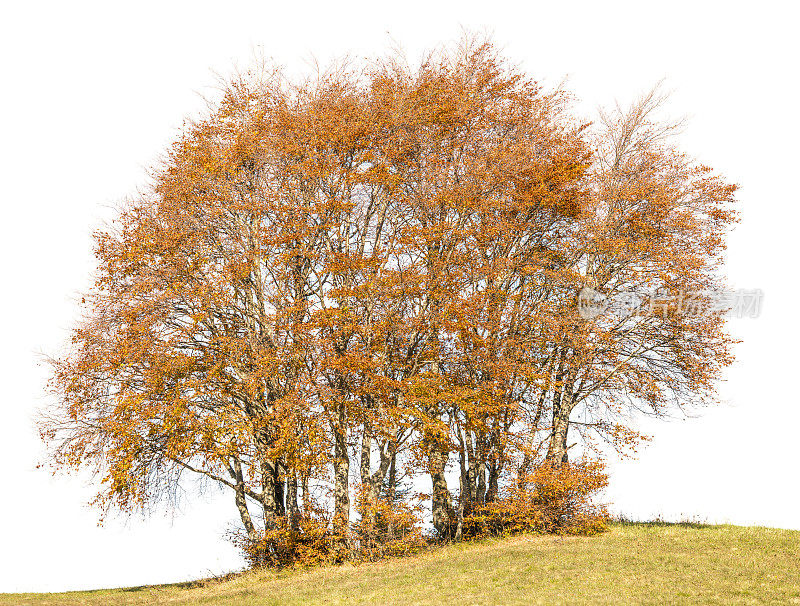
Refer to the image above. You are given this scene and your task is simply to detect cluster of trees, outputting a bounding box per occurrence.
[42,39,737,550]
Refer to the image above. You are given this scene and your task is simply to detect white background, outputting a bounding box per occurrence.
[1,0,798,593]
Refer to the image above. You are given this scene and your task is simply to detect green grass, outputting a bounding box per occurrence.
[3,522,799,605]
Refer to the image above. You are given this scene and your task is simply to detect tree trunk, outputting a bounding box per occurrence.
[260,457,278,524]
[546,350,573,467]
[429,448,454,538]
[274,462,286,518]
[234,487,257,540]
[386,450,397,541]
[465,429,478,503]
[231,457,257,540]
[360,425,373,502]
[486,460,500,503]
[301,473,310,513]
[387,450,397,500]
[546,376,576,466]
[476,435,487,505]
[286,471,300,528]
[333,425,350,537]
[359,426,376,543]
[455,446,469,541]
[546,412,570,466]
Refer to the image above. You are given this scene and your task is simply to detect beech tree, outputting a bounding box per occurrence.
[41,38,737,550]
[539,88,737,466]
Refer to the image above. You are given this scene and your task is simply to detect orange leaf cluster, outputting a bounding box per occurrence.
[42,37,737,554]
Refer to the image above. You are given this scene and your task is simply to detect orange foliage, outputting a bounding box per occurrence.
[459,462,609,540]
[40,36,736,565]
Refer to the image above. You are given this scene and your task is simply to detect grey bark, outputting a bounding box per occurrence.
[333,422,350,536]
[231,457,257,540]
[286,471,300,528]
[429,448,454,538]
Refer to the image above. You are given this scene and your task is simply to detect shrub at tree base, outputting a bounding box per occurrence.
[353,491,429,561]
[234,504,428,568]
[236,462,607,569]
[233,515,345,569]
[459,462,609,540]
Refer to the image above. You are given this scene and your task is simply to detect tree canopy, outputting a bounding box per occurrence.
[42,38,737,551]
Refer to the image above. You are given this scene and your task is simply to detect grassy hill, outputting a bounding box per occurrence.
[3,522,799,605]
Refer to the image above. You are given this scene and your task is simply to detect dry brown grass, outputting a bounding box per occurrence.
[2,522,799,605]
